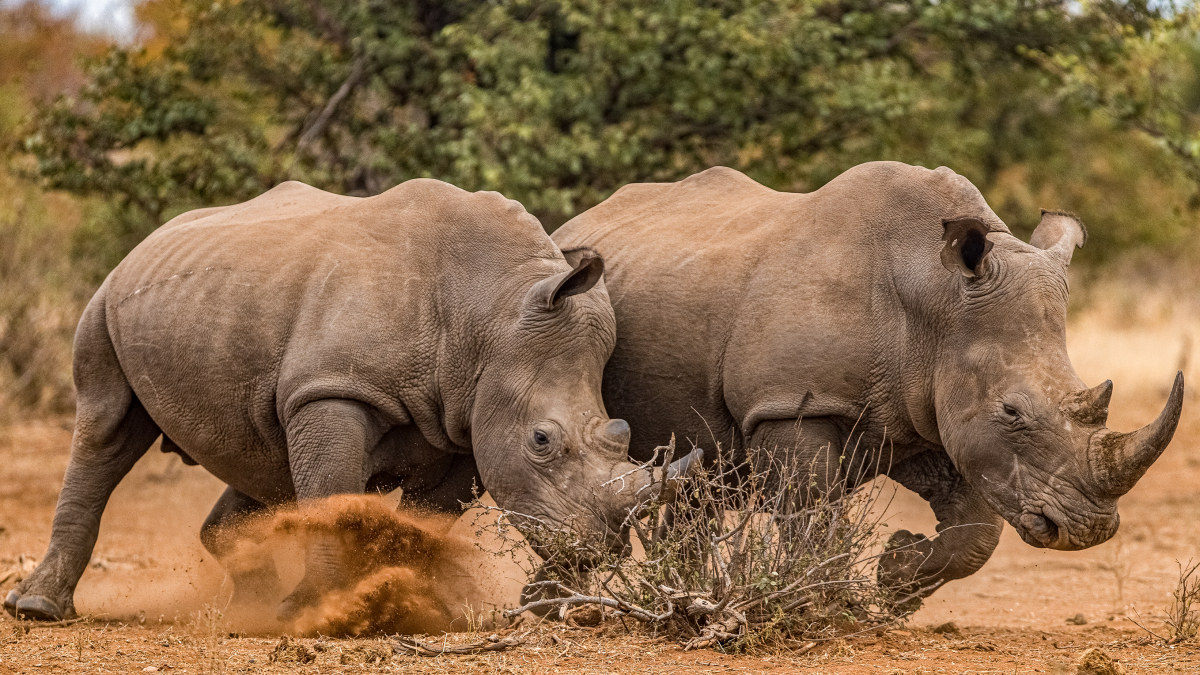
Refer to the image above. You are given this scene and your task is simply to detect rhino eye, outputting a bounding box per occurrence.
[1002,404,1021,419]
[533,430,550,446]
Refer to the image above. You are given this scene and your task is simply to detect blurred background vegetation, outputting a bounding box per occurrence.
[2,0,1200,417]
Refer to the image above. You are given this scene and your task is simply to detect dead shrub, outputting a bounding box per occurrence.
[1165,559,1200,643]
[0,178,90,419]
[190,602,229,675]
[472,435,904,651]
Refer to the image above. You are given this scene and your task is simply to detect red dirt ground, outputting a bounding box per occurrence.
[2,320,1199,672]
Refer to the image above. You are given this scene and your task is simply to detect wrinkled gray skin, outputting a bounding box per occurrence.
[4,179,697,622]
[554,162,1184,604]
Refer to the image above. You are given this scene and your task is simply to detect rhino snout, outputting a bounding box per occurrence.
[1014,503,1116,551]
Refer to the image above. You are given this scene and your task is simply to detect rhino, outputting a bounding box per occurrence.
[552,162,1183,602]
[4,179,700,622]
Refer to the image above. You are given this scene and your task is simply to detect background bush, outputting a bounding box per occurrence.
[3,0,1200,414]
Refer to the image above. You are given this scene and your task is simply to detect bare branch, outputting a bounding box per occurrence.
[297,54,367,152]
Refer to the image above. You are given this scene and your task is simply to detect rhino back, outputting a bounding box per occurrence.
[555,162,1003,457]
[101,179,552,496]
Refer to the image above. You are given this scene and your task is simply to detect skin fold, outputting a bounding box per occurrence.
[553,161,1183,605]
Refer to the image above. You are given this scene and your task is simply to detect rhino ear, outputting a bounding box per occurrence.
[528,247,605,310]
[1031,210,1086,266]
[941,217,994,278]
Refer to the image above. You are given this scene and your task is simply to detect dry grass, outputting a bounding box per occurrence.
[1164,560,1200,644]
[1096,534,1134,615]
[0,171,91,420]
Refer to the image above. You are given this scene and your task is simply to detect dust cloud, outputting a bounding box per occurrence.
[225,494,512,636]
[2,435,523,636]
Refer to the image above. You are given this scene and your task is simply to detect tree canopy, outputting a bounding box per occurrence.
[17,0,1200,268]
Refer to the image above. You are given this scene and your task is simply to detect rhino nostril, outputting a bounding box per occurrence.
[601,419,631,446]
[1018,512,1060,547]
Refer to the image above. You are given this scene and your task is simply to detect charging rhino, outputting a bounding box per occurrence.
[5,179,699,622]
[553,162,1183,603]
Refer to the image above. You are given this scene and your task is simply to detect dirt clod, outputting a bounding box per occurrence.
[566,605,605,627]
[267,636,314,664]
[1076,647,1124,675]
[931,621,961,636]
[339,643,390,664]
[1067,613,1089,625]
[0,554,37,586]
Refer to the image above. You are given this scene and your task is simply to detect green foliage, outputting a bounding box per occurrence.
[18,0,1200,265]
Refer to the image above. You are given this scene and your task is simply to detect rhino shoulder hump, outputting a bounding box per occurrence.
[675,167,776,199]
[156,181,323,231]
[839,161,978,198]
[252,180,338,207]
[375,177,468,203]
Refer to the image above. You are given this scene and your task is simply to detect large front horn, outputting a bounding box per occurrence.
[1088,371,1184,497]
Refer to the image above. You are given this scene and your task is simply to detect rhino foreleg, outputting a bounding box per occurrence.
[879,449,1003,608]
[200,486,281,606]
[396,454,483,515]
[276,398,386,621]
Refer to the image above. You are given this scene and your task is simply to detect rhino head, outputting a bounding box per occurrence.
[470,247,701,553]
[933,211,1183,551]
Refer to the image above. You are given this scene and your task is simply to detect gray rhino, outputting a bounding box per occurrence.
[553,162,1183,602]
[5,179,699,621]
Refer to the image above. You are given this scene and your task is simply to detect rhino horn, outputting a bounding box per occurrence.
[1088,371,1184,497]
[628,448,704,504]
[1061,379,1113,426]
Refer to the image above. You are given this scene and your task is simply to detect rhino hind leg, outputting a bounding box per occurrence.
[746,416,873,503]
[275,398,387,621]
[200,486,281,606]
[4,294,160,621]
[879,449,1003,609]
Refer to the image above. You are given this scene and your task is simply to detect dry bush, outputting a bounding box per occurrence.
[1129,558,1200,645]
[0,178,91,419]
[1096,534,1134,614]
[1164,559,1200,644]
[189,602,229,675]
[471,436,902,652]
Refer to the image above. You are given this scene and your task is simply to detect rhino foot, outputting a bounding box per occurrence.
[3,590,75,621]
[877,529,937,612]
[276,583,322,622]
[229,568,283,608]
[519,582,568,619]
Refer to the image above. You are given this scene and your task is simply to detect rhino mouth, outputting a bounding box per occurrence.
[1016,510,1062,549]
[1012,500,1117,551]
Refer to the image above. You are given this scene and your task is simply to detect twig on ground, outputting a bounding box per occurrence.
[5,616,90,629]
[1127,608,1170,643]
[392,631,531,656]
